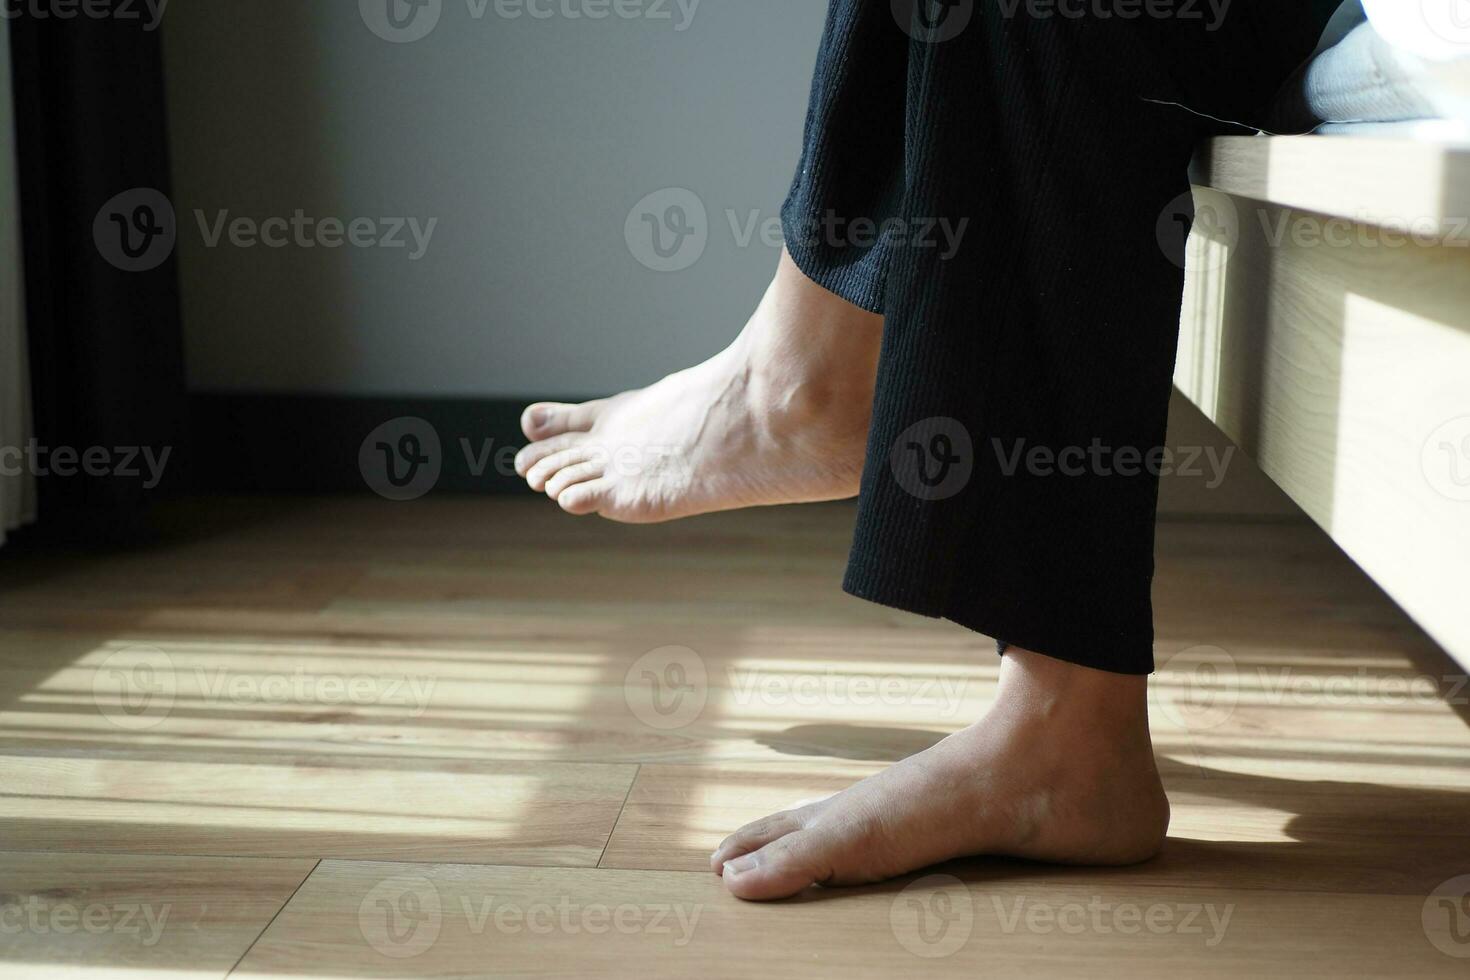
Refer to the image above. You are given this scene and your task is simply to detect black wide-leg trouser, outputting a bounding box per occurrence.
[783,0,1343,675]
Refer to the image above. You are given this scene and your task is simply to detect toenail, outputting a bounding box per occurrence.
[724,854,760,877]
[533,407,552,427]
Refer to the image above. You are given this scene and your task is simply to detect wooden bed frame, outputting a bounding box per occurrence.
[1178,135,1470,670]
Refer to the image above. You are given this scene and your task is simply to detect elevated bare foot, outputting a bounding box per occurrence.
[515,250,882,522]
[710,648,1170,900]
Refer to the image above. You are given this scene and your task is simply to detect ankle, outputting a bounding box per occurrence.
[991,646,1152,745]
[740,252,882,424]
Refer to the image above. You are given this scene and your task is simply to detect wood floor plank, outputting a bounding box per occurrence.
[2,621,1456,767]
[0,625,991,766]
[233,860,1470,979]
[0,754,636,866]
[0,497,1466,976]
[0,851,314,980]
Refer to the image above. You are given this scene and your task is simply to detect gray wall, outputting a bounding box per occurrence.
[164,0,821,398]
[162,0,1298,517]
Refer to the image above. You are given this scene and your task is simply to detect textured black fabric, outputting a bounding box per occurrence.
[784,1,1342,675]
[8,13,186,541]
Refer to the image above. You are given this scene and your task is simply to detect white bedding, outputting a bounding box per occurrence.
[1301,2,1470,128]
[1362,0,1470,63]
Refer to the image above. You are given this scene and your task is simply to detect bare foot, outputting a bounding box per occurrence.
[515,250,882,522]
[710,648,1170,901]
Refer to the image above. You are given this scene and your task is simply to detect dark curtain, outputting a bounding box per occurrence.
[8,12,186,542]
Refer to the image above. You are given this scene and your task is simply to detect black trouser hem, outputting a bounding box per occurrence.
[780,206,887,316]
[844,557,1156,677]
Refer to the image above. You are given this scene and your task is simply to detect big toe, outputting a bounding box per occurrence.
[520,401,601,441]
[710,810,804,873]
[720,830,834,902]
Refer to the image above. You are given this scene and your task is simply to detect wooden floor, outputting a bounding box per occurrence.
[1,497,1468,978]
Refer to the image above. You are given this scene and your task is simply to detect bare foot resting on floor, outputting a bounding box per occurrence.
[710,647,1170,901]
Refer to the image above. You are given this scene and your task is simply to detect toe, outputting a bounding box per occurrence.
[526,446,595,493]
[709,811,804,872]
[515,434,580,479]
[520,401,602,441]
[556,478,610,517]
[545,458,605,499]
[720,829,834,902]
